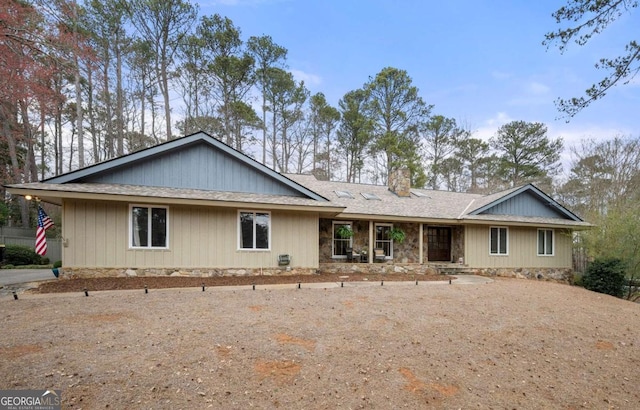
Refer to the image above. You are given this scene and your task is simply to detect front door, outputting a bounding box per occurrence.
[427,227,451,262]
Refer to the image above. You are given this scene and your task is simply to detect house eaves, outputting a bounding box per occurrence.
[5,182,345,215]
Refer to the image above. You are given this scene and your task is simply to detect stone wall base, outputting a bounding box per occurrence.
[470,267,573,283]
[60,267,318,279]
[319,263,440,276]
[58,265,573,283]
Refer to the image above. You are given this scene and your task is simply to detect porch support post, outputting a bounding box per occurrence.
[368,220,374,264]
[419,223,424,264]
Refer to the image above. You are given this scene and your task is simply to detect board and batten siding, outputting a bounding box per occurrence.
[464,225,572,268]
[84,142,303,197]
[62,199,319,269]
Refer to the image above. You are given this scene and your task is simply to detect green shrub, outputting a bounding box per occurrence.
[582,257,626,298]
[53,260,62,269]
[572,272,584,287]
[2,264,15,269]
[3,244,44,266]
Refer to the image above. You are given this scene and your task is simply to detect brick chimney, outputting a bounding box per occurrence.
[388,168,411,197]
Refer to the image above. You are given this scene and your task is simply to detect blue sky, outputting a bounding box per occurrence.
[199,0,638,170]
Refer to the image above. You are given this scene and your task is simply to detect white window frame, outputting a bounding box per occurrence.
[537,228,554,256]
[489,226,508,256]
[129,204,169,249]
[375,223,394,260]
[238,210,271,251]
[332,221,353,259]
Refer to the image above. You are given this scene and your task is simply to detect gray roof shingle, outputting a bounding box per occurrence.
[285,174,591,228]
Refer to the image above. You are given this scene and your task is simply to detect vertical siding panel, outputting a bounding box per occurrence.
[109,203,123,266]
[465,225,572,269]
[63,201,74,265]
[63,200,320,269]
[77,201,87,266]
[93,202,105,266]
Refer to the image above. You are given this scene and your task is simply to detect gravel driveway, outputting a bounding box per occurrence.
[1,278,638,409]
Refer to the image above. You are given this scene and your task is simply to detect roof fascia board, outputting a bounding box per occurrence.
[460,218,591,229]
[332,213,462,224]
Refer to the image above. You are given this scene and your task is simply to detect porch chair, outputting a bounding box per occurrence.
[346,247,360,263]
[373,248,386,262]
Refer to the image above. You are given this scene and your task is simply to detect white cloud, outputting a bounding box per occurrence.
[471,112,514,140]
[507,80,552,106]
[527,81,551,95]
[290,69,322,87]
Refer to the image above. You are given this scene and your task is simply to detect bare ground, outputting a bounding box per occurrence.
[1,276,639,409]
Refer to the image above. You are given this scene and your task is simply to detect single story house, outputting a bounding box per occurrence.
[6,131,590,281]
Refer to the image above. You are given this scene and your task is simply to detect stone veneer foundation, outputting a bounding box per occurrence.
[60,267,319,279]
[59,265,574,284]
[470,267,573,283]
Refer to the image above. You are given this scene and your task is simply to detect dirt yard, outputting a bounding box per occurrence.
[1,277,638,409]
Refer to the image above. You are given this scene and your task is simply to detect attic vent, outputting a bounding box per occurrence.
[411,190,430,198]
[335,190,354,199]
[361,192,381,201]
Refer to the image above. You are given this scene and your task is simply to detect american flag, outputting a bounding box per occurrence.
[35,206,54,256]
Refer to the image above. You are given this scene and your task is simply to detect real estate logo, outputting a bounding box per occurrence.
[0,390,61,410]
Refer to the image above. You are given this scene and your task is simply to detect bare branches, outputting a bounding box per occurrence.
[544,0,639,117]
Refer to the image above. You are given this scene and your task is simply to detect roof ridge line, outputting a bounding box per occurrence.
[458,198,476,218]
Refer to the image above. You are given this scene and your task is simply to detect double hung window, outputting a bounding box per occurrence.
[537,229,554,256]
[490,226,508,255]
[131,205,168,248]
[375,223,393,259]
[239,211,270,250]
[332,221,352,258]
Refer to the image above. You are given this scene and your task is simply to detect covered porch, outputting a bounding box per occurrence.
[318,218,466,266]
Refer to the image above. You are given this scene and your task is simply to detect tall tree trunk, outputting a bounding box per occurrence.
[73,0,84,168]
[159,57,172,140]
[261,94,267,165]
[19,101,38,182]
[1,106,29,227]
[115,31,124,156]
[75,62,84,168]
[271,111,278,171]
[40,106,45,180]
[87,64,99,162]
[103,57,114,159]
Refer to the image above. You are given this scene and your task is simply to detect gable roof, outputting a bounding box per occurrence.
[286,174,481,220]
[44,131,328,202]
[285,174,589,228]
[466,184,583,221]
[4,132,589,228]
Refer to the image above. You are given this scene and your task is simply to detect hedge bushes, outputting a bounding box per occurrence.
[2,244,47,266]
[582,257,626,298]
